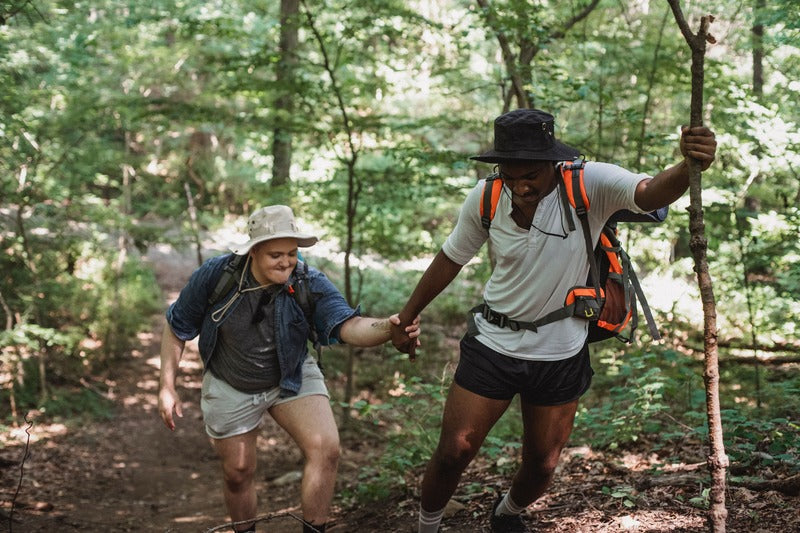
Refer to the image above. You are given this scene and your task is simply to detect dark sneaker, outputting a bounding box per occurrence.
[489,495,528,533]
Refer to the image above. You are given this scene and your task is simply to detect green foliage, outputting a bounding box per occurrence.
[744,209,800,300]
[89,257,163,360]
[483,420,523,477]
[345,371,528,502]
[571,343,800,475]
[343,375,447,502]
[351,267,423,317]
[0,230,160,418]
[574,350,674,449]
[0,323,80,355]
[688,487,711,510]
[0,351,115,424]
[758,0,800,44]
[723,411,800,473]
[601,484,638,509]
[37,387,115,422]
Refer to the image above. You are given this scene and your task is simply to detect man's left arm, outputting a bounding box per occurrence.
[634,126,717,212]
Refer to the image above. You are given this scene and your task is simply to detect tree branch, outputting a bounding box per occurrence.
[669,3,726,531]
[667,0,696,45]
[475,0,530,109]
[549,0,602,41]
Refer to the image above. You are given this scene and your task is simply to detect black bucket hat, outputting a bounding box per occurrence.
[471,109,580,163]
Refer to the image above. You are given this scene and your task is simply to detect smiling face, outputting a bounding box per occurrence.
[498,160,557,211]
[248,237,299,286]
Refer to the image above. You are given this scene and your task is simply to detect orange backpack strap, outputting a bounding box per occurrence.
[480,175,503,230]
[559,158,589,212]
[558,159,601,295]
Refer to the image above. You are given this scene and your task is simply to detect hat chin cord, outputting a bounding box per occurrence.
[210,254,273,323]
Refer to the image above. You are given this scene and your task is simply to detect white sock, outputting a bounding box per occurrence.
[495,491,525,516]
[418,504,445,533]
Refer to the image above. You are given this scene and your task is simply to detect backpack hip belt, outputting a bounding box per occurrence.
[468,297,589,335]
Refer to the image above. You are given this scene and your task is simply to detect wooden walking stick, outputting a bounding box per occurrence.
[666,3,728,532]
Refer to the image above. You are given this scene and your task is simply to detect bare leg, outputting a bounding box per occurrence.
[270,394,340,526]
[420,383,512,511]
[508,400,579,506]
[211,428,259,532]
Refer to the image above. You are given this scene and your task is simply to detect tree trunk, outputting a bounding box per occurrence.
[752,0,764,97]
[667,4,728,532]
[272,0,300,187]
[636,6,671,167]
[737,2,766,376]
[184,182,204,267]
[303,0,361,428]
[475,0,600,112]
[744,0,766,212]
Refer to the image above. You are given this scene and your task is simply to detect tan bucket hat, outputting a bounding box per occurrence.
[230,205,318,255]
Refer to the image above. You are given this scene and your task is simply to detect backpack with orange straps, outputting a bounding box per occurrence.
[471,158,663,343]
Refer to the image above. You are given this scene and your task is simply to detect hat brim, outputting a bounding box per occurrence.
[230,233,318,255]
[470,140,580,163]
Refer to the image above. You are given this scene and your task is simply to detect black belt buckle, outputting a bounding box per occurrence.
[482,304,519,330]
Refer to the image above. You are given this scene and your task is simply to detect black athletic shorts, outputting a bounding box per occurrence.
[453,335,594,406]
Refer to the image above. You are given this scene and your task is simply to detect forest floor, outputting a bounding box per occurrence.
[1,242,798,533]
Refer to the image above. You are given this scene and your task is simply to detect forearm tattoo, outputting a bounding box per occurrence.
[369,319,390,332]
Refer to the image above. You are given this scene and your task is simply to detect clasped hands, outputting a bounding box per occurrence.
[389,315,421,360]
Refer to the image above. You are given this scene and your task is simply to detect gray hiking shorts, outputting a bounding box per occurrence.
[201,357,328,440]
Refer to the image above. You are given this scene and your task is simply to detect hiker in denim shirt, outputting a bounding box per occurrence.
[158,205,420,533]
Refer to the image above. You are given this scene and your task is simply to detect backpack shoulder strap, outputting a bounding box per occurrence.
[559,159,602,296]
[559,158,590,213]
[290,261,316,322]
[208,254,246,307]
[479,174,503,230]
[290,261,324,369]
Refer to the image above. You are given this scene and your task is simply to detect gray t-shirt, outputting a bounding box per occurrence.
[442,161,649,361]
[208,274,283,393]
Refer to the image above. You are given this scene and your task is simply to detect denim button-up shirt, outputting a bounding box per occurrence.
[166,254,360,397]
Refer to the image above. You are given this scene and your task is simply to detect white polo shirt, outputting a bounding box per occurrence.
[442,161,649,361]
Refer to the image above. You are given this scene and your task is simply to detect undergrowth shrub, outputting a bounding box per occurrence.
[343,375,448,502]
[571,343,800,475]
[88,257,162,362]
[722,410,800,474]
[347,372,525,503]
[574,349,674,449]
[1,255,160,423]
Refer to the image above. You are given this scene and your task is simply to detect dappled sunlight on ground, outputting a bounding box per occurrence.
[621,451,661,472]
[3,420,68,446]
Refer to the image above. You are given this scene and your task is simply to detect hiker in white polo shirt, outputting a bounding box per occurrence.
[390,109,717,533]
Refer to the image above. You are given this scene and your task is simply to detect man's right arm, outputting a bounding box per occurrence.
[158,319,186,431]
[392,250,464,356]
